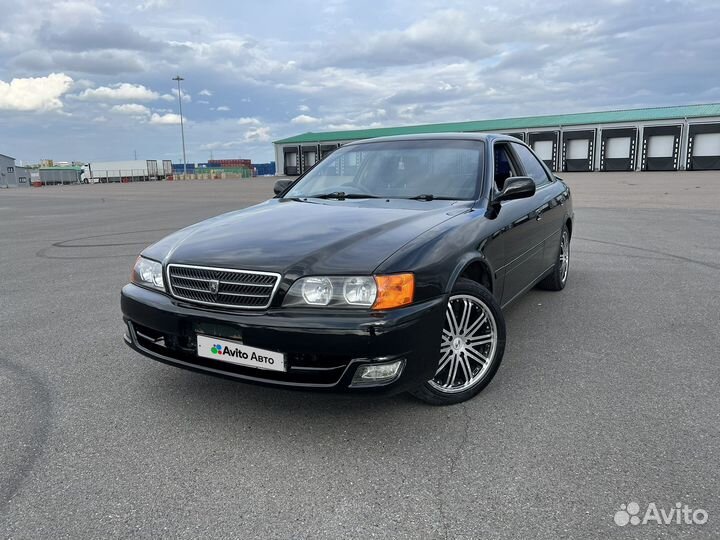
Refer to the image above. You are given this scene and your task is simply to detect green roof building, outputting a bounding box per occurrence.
[273,102,720,175]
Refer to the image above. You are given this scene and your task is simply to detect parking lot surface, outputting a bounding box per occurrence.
[1,173,718,539]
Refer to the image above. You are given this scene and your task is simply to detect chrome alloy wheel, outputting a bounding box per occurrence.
[429,294,498,393]
[559,230,570,284]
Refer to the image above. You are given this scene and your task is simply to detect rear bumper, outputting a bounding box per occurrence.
[121,283,446,394]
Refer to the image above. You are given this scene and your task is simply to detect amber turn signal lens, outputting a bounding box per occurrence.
[372,273,414,310]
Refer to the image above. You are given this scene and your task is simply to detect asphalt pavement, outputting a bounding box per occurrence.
[1,173,718,539]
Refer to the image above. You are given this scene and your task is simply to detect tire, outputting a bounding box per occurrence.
[410,278,506,405]
[538,225,570,291]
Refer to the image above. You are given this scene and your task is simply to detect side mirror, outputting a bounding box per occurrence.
[496,176,535,202]
[273,179,293,195]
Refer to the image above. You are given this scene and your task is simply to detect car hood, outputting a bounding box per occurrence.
[143,198,470,275]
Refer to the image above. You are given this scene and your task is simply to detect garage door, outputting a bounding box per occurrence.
[600,127,638,171]
[301,145,319,173]
[687,123,720,170]
[562,129,596,172]
[641,125,682,171]
[283,146,300,176]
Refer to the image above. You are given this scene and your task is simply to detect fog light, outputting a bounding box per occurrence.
[351,359,405,385]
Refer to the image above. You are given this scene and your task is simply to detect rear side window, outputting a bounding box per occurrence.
[512,143,551,187]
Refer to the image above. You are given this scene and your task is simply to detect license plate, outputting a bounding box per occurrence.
[197,335,286,372]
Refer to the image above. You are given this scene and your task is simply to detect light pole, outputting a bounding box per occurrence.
[172,75,187,177]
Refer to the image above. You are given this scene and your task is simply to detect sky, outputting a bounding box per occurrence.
[1,0,719,164]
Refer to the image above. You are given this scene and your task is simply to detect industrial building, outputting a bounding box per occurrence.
[273,103,720,176]
[15,166,30,186]
[0,153,30,188]
[0,153,16,187]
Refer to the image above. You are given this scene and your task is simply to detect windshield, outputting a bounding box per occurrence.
[284,140,483,200]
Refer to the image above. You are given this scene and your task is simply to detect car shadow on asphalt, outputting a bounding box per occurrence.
[142,365,420,415]
[130,365,472,456]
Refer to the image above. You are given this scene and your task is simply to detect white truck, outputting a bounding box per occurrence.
[82,160,164,183]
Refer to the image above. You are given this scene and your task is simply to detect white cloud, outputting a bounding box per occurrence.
[160,93,175,102]
[136,0,169,11]
[237,117,260,125]
[198,89,213,96]
[13,49,147,75]
[76,83,159,101]
[0,72,73,111]
[291,114,320,124]
[110,103,150,115]
[51,0,102,20]
[309,9,496,69]
[298,104,310,112]
[212,105,230,111]
[149,112,182,124]
[170,87,191,102]
[199,141,237,150]
[244,126,271,142]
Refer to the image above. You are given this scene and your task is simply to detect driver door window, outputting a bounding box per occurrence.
[493,144,518,191]
[511,143,552,188]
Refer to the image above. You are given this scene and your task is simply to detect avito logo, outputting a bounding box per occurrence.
[614,501,708,527]
[209,343,275,365]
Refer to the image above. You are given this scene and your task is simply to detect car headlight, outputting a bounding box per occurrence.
[131,256,165,291]
[283,274,413,310]
[343,276,377,305]
[301,276,334,305]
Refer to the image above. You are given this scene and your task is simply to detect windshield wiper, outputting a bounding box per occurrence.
[304,191,381,200]
[407,194,459,201]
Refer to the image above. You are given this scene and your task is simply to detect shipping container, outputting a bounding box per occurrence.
[208,159,253,168]
[253,162,276,175]
[172,163,196,172]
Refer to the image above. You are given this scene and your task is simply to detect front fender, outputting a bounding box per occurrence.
[445,254,497,296]
[375,209,501,303]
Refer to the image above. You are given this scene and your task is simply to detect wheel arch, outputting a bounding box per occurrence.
[447,255,496,295]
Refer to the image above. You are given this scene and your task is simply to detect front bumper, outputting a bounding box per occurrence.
[121,283,446,394]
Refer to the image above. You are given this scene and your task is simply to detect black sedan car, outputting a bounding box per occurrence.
[121,133,573,405]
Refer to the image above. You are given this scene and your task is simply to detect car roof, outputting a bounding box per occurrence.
[342,132,524,146]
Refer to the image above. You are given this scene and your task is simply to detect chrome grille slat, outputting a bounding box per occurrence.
[173,274,213,283]
[219,280,273,288]
[218,291,268,298]
[173,283,212,294]
[167,264,280,309]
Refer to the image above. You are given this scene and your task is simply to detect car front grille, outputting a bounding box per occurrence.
[167,264,280,309]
